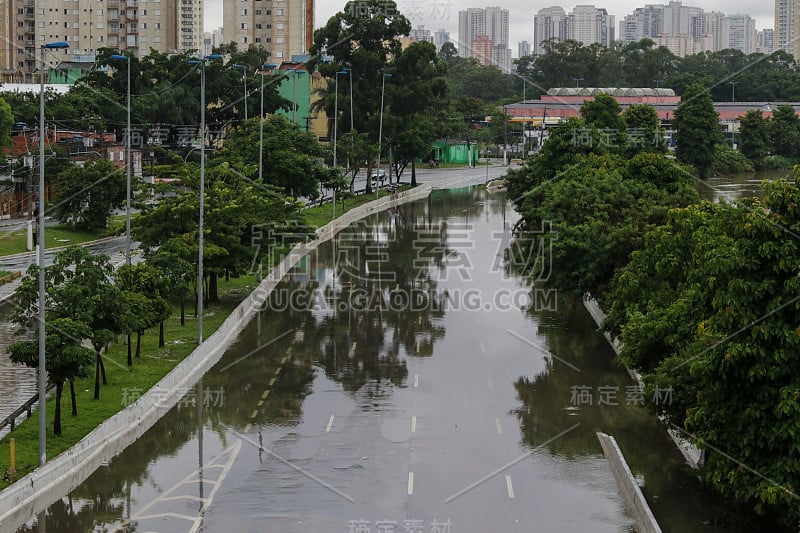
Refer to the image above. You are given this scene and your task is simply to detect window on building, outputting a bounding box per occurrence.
[242,36,248,43]
[276,8,282,15]
[154,36,160,42]
[255,9,261,14]
[109,152,115,161]
[276,22,283,29]
[276,36,283,43]
[241,8,247,14]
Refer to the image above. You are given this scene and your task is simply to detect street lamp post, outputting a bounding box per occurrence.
[333,69,347,218]
[573,77,584,89]
[110,54,131,271]
[375,73,392,198]
[189,54,222,344]
[259,63,277,181]
[344,67,353,132]
[38,40,69,466]
[233,64,248,121]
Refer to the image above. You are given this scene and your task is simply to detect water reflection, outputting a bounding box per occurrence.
[17,186,764,532]
[698,169,788,203]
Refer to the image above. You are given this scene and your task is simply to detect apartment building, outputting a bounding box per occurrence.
[222,0,312,62]
[457,8,485,57]
[567,5,614,47]
[533,6,568,55]
[0,0,203,82]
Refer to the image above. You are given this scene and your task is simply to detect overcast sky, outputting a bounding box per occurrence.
[204,0,775,56]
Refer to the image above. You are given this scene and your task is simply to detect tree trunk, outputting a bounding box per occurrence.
[70,379,77,416]
[225,269,229,282]
[365,169,372,194]
[99,349,107,385]
[127,333,132,367]
[209,271,219,302]
[93,354,101,399]
[411,159,417,186]
[136,331,142,358]
[194,286,198,318]
[180,296,186,326]
[54,380,63,436]
[159,320,165,348]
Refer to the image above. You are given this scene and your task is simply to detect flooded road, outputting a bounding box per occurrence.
[13,187,741,532]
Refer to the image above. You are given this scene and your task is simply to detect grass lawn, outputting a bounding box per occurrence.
[0,225,115,258]
[0,275,255,490]
[0,187,420,491]
[304,185,412,228]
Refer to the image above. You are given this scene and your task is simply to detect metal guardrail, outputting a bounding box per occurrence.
[0,383,55,435]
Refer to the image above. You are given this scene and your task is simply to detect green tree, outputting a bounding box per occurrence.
[11,246,123,400]
[604,176,800,525]
[738,109,770,162]
[213,115,327,198]
[0,96,14,150]
[52,159,126,231]
[147,238,194,327]
[8,319,94,435]
[310,0,411,138]
[133,167,308,302]
[580,92,627,150]
[622,103,666,155]
[769,104,800,158]
[114,263,169,358]
[673,83,722,177]
[386,41,452,186]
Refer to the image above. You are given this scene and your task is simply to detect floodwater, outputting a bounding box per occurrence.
[698,168,790,202]
[7,187,779,532]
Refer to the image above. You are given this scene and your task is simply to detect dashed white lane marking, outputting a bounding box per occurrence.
[351,341,357,352]
[326,415,335,432]
[281,356,288,364]
[411,416,417,433]
[261,389,270,399]
[413,374,419,388]
[495,417,503,434]
[268,377,276,387]
[505,475,515,499]
[250,409,259,419]
[273,366,281,375]
[480,342,486,354]
[408,472,415,495]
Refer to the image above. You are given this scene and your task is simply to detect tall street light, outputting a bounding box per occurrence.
[188,53,222,344]
[375,73,392,197]
[259,63,277,181]
[38,40,69,466]
[233,64,248,121]
[286,68,296,124]
[110,54,131,271]
[573,77,584,89]
[332,69,347,219]
[343,67,353,131]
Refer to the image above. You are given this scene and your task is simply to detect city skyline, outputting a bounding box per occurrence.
[205,0,774,57]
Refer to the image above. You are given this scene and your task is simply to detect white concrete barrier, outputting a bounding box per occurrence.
[0,185,433,533]
[597,432,662,533]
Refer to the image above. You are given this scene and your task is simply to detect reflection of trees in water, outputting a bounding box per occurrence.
[511,298,776,532]
[298,190,490,393]
[511,298,645,457]
[20,402,199,532]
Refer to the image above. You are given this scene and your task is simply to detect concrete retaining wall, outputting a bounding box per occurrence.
[0,185,433,533]
[597,432,662,533]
